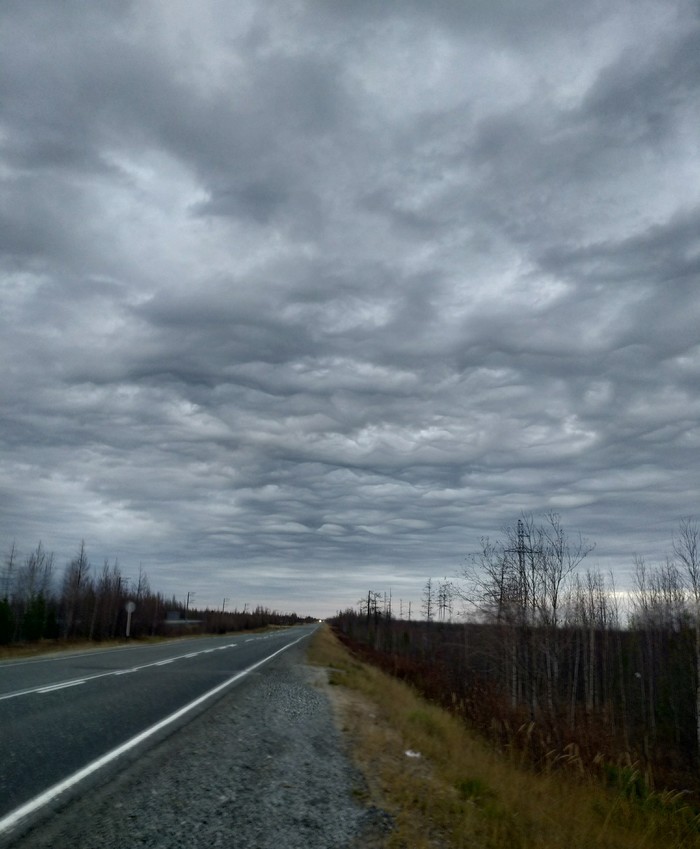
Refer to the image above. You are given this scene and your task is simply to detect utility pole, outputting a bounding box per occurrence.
[505,517,537,719]
[518,518,525,583]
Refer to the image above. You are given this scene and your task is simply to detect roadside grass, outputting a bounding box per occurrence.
[308,624,700,849]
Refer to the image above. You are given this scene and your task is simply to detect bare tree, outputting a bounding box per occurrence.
[358,590,382,623]
[62,541,91,637]
[436,579,453,621]
[459,514,593,721]
[9,543,55,640]
[14,543,54,602]
[135,564,150,600]
[422,578,435,622]
[539,513,594,718]
[673,518,700,758]
[2,542,18,600]
[459,535,517,705]
[459,535,517,622]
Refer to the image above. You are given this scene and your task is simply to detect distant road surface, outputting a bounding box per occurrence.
[0,625,317,840]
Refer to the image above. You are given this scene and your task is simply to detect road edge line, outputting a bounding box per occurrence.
[0,631,310,839]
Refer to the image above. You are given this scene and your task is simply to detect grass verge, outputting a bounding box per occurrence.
[308,624,700,849]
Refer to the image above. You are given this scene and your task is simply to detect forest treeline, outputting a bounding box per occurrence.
[0,539,312,645]
[332,514,700,795]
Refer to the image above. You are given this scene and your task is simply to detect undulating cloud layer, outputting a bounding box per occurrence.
[2,1,699,615]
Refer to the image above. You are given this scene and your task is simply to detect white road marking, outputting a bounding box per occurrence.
[0,644,146,668]
[0,632,309,839]
[38,680,86,694]
[0,642,239,702]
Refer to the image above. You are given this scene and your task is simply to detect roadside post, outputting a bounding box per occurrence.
[125,600,136,638]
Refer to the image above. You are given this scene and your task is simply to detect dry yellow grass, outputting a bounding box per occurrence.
[308,624,700,849]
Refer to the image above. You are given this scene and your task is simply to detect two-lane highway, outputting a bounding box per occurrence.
[0,625,317,840]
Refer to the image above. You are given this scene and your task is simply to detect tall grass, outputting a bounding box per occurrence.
[309,625,700,849]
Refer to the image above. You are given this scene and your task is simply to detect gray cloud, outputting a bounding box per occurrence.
[1,0,699,616]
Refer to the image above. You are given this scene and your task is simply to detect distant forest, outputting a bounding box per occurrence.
[331,514,700,795]
[0,539,312,644]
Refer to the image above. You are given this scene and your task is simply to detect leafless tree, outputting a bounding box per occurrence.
[459,514,592,720]
[14,542,54,603]
[437,579,454,621]
[673,518,700,757]
[422,578,436,622]
[2,542,18,600]
[62,540,91,637]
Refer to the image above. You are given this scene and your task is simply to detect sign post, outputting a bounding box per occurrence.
[125,601,136,638]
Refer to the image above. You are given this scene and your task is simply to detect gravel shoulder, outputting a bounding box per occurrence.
[8,637,387,849]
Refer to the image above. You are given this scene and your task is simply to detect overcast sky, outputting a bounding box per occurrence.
[1,1,699,618]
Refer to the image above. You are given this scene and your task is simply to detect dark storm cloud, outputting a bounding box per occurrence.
[1,0,699,616]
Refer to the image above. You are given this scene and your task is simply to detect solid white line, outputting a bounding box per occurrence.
[0,631,309,839]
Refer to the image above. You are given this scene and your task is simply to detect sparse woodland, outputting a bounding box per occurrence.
[332,515,700,797]
[0,539,309,644]
[6,516,700,798]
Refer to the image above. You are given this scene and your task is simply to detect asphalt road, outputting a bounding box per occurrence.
[0,625,317,839]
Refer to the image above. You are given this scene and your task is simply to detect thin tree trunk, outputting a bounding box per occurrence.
[616,630,630,751]
[584,626,595,714]
[570,631,580,729]
[695,609,700,762]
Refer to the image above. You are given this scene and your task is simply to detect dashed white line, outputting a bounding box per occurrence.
[0,641,240,702]
[38,680,86,694]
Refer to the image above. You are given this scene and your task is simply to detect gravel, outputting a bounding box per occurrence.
[9,638,390,849]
